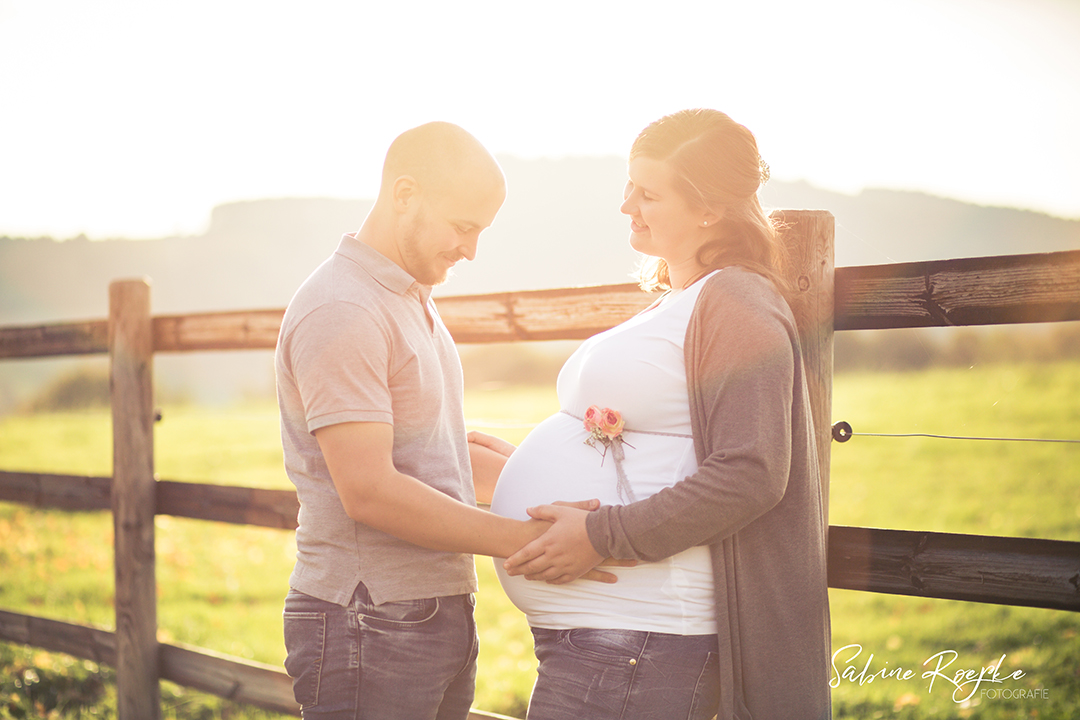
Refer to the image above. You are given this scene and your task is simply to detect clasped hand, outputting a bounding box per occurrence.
[505,503,636,585]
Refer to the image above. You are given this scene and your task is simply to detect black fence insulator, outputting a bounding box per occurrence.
[832,421,853,443]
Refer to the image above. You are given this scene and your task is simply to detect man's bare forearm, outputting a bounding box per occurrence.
[339,466,544,556]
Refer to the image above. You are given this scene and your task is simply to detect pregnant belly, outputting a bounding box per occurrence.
[490,414,624,521]
[489,413,715,633]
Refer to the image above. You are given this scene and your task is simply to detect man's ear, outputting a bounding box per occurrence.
[391,175,420,214]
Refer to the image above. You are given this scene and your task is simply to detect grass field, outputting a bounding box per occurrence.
[1,362,1078,718]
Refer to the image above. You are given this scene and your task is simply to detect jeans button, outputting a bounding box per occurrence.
[629,658,637,665]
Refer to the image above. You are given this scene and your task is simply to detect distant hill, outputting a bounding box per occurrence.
[0,197,370,325]
[3,155,1078,324]
[1,155,1077,409]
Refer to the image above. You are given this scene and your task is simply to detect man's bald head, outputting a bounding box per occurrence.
[358,123,506,286]
[380,122,505,200]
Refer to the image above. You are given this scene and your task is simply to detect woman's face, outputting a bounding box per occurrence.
[620,156,710,266]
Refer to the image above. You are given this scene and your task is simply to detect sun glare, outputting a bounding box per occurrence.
[0,0,1076,238]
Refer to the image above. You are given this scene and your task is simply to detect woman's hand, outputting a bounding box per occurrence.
[467,431,518,505]
[467,430,517,457]
[468,442,508,506]
[504,503,633,585]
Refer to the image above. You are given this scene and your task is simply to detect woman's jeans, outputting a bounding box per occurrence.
[528,627,720,720]
[283,584,478,720]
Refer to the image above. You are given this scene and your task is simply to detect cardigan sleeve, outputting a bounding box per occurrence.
[585,270,797,562]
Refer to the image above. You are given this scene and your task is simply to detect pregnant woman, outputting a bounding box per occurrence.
[479,109,831,720]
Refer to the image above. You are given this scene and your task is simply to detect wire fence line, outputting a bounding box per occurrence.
[473,419,1080,444]
[849,432,1080,444]
[830,420,1080,445]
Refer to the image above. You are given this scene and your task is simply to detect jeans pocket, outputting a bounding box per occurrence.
[359,596,440,628]
[563,628,642,664]
[283,610,326,708]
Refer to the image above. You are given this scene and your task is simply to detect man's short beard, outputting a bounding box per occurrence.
[400,213,449,286]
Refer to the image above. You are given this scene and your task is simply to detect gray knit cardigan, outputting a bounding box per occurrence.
[585,268,832,720]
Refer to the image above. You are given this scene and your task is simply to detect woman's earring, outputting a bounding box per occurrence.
[702,220,708,226]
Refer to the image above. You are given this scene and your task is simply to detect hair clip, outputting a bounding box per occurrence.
[759,157,770,185]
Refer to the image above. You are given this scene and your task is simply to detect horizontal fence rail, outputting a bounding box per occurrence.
[435,283,661,342]
[0,610,297,714]
[0,319,110,358]
[2,472,1078,715]
[3,249,1079,359]
[828,526,1080,611]
[834,249,1080,330]
[3,470,1077,612]
[0,471,300,527]
[0,608,517,719]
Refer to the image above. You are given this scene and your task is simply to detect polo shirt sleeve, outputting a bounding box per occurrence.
[286,301,394,433]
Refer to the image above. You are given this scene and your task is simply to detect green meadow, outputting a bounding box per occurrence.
[1,362,1078,719]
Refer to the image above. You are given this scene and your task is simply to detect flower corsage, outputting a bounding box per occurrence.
[582,405,636,503]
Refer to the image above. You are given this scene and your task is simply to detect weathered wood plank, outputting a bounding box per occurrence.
[828,526,1080,611]
[0,609,117,666]
[0,319,108,358]
[159,642,298,714]
[437,283,657,343]
[0,472,300,529]
[835,249,1080,330]
[156,480,299,529]
[0,610,300,715]
[8,469,1079,613]
[109,279,160,719]
[0,609,523,719]
[0,286,655,356]
[0,471,112,511]
[152,309,285,352]
[3,250,1079,359]
[774,209,834,525]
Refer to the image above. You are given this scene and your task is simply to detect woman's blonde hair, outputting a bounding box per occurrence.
[631,109,787,293]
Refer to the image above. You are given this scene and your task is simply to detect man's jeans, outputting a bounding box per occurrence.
[283,584,478,720]
[527,627,720,720]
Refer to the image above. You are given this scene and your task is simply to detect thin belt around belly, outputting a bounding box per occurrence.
[560,410,692,504]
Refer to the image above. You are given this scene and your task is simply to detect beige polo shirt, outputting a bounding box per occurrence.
[275,233,477,606]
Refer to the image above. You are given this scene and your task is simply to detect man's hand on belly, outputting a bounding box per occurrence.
[504,503,634,584]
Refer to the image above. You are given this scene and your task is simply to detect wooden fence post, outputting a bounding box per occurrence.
[109,279,160,719]
[773,210,835,526]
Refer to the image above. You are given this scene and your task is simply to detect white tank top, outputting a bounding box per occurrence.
[490,271,719,633]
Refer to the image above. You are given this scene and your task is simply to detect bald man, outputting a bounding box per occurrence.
[275,123,558,718]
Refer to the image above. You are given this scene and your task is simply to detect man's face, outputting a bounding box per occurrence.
[399,180,505,286]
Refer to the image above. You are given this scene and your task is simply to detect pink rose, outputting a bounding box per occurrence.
[583,405,603,433]
[599,408,624,439]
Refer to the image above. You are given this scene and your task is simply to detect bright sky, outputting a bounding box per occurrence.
[1,0,1078,239]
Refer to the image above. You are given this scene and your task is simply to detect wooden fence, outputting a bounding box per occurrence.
[1,210,1078,718]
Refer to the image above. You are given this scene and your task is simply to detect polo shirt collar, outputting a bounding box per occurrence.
[335,232,432,303]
